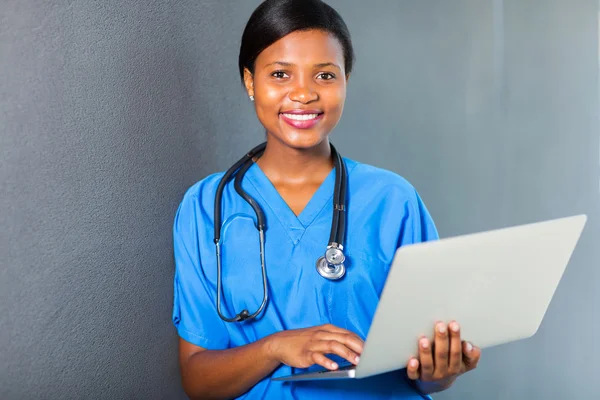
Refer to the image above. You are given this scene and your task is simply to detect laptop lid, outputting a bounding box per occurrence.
[354,214,587,379]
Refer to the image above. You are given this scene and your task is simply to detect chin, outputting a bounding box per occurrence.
[274,117,336,149]
[276,130,330,151]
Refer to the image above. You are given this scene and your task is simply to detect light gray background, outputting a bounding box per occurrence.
[1,0,598,399]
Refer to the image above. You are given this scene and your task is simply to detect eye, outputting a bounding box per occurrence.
[271,70,289,79]
[317,72,336,81]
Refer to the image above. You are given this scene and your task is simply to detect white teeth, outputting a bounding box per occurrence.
[282,113,319,121]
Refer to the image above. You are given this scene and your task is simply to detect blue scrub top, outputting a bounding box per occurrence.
[172,158,439,399]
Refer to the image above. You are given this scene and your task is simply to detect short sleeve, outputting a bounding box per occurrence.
[171,192,230,350]
[398,188,439,247]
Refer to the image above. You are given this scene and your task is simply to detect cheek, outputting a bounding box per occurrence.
[256,83,285,114]
[264,85,284,104]
[255,86,285,126]
[325,87,347,117]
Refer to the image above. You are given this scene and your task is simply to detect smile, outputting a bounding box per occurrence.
[281,113,320,120]
[279,112,324,129]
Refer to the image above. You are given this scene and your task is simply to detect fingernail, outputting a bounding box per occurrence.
[438,323,447,334]
[451,323,460,332]
[355,356,360,363]
[331,362,338,369]
[466,342,473,352]
[410,359,418,368]
[420,338,429,348]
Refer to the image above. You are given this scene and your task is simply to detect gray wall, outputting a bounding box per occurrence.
[1,1,598,399]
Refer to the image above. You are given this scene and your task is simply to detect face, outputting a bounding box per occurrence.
[244,29,348,150]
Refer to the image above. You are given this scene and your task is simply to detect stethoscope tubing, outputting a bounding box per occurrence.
[213,142,347,322]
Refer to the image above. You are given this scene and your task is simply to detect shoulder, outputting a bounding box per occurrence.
[181,171,225,200]
[173,172,229,237]
[344,158,439,247]
[345,158,422,203]
[177,171,226,211]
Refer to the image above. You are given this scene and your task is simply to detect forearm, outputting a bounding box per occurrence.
[181,336,280,400]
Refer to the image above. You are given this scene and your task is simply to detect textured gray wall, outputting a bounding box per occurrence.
[1,1,598,399]
[0,1,255,399]
[330,1,600,399]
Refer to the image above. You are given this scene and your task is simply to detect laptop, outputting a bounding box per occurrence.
[272,214,587,381]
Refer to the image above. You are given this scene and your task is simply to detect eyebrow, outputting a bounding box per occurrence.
[265,61,341,70]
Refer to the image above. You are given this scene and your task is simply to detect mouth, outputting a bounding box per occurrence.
[279,110,325,129]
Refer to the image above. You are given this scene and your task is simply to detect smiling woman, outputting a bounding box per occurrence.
[243,29,347,150]
[171,0,480,399]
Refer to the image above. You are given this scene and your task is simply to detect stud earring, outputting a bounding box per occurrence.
[249,95,254,101]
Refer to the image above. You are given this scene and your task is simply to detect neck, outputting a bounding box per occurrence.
[256,137,333,183]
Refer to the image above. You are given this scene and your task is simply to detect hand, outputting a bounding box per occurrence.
[406,321,481,391]
[267,324,364,371]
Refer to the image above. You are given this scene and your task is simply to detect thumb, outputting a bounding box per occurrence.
[462,341,481,370]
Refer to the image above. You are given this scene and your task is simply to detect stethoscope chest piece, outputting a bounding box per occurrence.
[316,256,346,280]
[325,246,345,265]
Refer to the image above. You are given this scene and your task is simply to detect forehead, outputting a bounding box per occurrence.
[256,29,344,67]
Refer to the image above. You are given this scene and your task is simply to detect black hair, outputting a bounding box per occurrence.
[238,0,355,83]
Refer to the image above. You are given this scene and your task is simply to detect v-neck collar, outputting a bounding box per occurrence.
[244,162,337,244]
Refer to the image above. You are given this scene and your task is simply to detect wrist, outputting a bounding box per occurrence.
[262,332,282,364]
[413,376,456,395]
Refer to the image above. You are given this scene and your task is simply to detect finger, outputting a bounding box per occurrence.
[313,339,361,365]
[462,341,482,371]
[434,322,449,377]
[448,321,463,375]
[418,336,434,381]
[319,325,365,350]
[406,358,420,380]
[310,351,339,370]
[315,331,364,356]
[320,324,361,339]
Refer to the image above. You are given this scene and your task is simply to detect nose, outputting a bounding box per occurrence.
[288,77,318,103]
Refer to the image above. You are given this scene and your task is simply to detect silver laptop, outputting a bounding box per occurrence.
[272,214,587,381]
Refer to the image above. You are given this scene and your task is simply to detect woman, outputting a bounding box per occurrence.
[172,0,481,398]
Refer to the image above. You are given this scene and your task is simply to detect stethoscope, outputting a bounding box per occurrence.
[213,142,348,322]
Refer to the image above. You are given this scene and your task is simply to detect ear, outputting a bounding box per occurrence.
[243,68,254,98]
[345,73,351,83]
